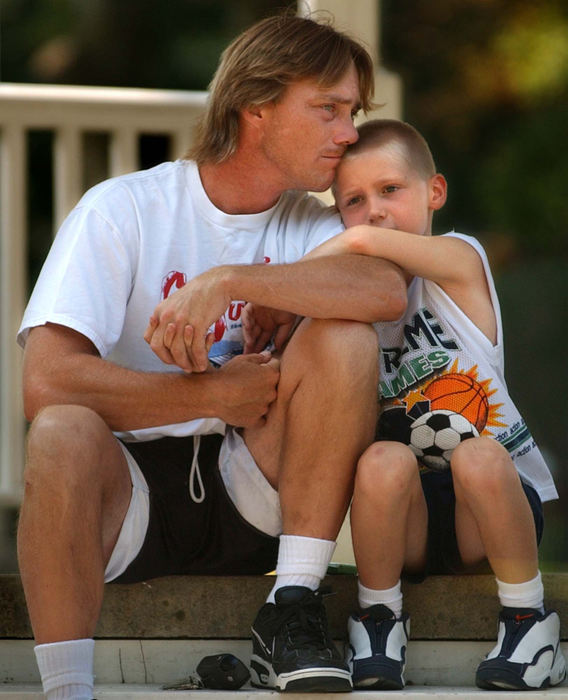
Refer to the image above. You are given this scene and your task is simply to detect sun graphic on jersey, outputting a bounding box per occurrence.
[399,360,505,435]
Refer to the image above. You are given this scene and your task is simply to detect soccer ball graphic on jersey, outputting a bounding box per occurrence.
[409,409,479,471]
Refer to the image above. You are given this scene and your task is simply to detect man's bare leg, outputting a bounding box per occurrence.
[18,404,132,642]
[245,318,378,692]
[245,317,379,541]
[17,404,132,699]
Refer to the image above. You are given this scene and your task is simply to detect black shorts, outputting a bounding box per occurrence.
[408,468,544,579]
[112,434,279,584]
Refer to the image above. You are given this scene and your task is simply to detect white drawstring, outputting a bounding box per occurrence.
[189,434,205,503]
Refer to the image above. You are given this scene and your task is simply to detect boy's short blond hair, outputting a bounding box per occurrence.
[187,12,375,165]
[344,119,436,179]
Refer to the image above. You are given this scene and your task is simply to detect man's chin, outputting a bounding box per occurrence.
[307,175,335,193]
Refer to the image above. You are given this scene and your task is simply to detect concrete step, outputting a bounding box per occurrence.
[1,639,568,694]
[3,572,568,641]
[1,686,568,699]
[2,573,568,695]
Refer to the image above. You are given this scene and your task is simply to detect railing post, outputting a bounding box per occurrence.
[53,127,83,232]
[0,125,27,503]
[110,129,138,177]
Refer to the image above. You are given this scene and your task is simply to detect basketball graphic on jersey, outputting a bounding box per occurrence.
[423,372,489,433]
[377,362,503,471]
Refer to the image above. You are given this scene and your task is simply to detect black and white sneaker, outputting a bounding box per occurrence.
[250,586,352,692]
[476,607,566,690]
[346,604,409,690]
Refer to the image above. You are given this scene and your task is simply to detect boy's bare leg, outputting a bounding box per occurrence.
[452,436,538,582]
[17,404,132,643]
[244,317,379,540]
[350,441,428,590]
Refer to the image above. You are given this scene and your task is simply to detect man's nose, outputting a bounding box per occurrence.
[333,117,358,146]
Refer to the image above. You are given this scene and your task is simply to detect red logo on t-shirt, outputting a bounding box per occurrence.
[161,271,187,300]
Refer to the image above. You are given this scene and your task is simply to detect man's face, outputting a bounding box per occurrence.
[256,63,361,192]
[334,144,441,234]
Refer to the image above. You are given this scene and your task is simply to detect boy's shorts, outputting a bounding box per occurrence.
[107,430,280,584]
[413,468,544,578]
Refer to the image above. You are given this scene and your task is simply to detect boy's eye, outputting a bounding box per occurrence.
[345,195,362,207]
[383,185,399,194]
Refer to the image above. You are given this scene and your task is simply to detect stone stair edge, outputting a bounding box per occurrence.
[1,572,568,641]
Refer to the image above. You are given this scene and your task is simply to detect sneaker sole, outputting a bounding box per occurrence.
[476,652,567,691]
[351,657,405,690]
[251,655,352,693]
[354,675,404,691]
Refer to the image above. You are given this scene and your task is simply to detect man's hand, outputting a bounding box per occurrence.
[242,303,297,354]
[144,267,231,373]
[212,352,280,427]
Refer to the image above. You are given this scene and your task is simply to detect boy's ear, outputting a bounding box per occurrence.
[429,174,447,211]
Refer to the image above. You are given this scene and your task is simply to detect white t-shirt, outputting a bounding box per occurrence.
[18,159,343,441]
[374,232,558,503]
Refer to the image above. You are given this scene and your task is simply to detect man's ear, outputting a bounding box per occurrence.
[241,102,271,128]
[429,173,447,211]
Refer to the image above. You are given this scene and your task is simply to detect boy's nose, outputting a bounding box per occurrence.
[368,206,387,225]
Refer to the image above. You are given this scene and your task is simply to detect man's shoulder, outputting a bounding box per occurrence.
[79,160,187,210]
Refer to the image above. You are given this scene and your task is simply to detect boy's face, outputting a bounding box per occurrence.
[334,144,445,233]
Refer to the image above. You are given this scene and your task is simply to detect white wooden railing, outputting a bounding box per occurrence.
[0,83,209,503]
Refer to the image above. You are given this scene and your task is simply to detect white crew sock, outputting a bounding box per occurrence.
[267,535,336,603]
[35,639,95,700]
[358,579,403,617]
[496,571,545,613]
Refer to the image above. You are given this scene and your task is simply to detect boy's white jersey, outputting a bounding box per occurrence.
[18,160,343,442]
[374,232,557,503]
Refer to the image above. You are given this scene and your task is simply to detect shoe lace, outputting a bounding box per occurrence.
[279,589,332,651]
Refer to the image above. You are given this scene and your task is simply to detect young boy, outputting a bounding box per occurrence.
[302,119,565,691]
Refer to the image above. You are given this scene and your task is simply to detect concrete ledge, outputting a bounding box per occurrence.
[2,640,568,691]
[1,683,568,699]
[2,573,568,640]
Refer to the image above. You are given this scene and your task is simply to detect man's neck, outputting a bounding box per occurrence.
[198,158,287,215]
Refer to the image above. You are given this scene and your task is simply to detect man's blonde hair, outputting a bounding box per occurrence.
[187,12,375,164]
[344,119,437,179]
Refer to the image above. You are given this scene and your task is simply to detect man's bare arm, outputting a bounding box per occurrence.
[144,254,406,372]
[23,323,279,430]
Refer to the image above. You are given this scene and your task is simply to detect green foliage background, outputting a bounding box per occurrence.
[1,0,567,564]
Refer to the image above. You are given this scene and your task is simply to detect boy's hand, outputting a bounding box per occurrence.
[242,303,297,354]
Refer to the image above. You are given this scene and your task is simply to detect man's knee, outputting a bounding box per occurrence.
[283,318,378,382]
[297,317,377,355]
[24,404,114,489]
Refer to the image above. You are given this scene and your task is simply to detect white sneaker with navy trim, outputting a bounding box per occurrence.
[346,604,409,690]
[476,607,566,690]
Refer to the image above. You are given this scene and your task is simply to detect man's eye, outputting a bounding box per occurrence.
[383,185,399,194]
[322,104,335,113]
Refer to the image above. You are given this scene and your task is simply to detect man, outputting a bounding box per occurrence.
[17,13,406,698]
